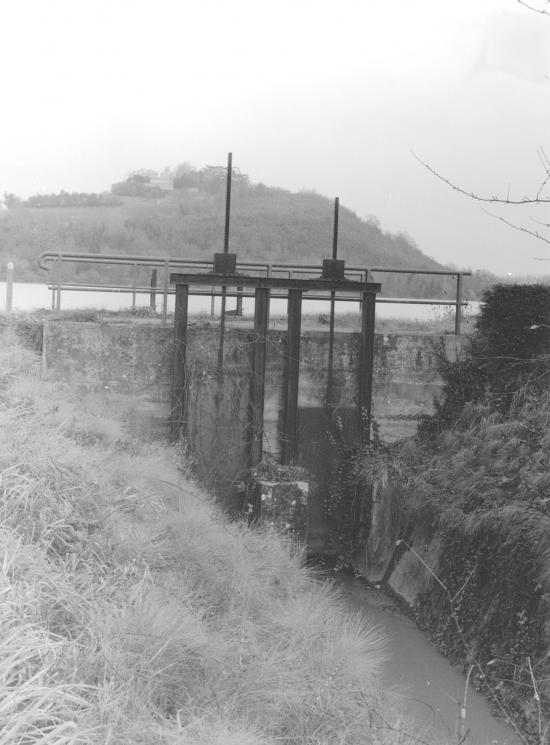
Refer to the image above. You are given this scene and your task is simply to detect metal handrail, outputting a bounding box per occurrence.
[38,250,472,333]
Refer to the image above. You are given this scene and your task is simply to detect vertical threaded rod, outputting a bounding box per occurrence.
[327,196,339,410]
[223,152,232,254]
[332,196,339,260]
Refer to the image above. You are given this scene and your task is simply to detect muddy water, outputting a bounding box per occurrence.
[337,575,523,745]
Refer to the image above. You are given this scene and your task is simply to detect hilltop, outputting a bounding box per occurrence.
[1,165,496,297]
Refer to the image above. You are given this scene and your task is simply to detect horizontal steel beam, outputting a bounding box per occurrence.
[170,273,381,294]
[38,251,472,278]
[46,283,470,306]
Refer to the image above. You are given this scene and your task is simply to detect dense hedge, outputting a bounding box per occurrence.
[414,507,550,739]
[404,282,550,741]
[476,283,550,361]
[420,283,550,439]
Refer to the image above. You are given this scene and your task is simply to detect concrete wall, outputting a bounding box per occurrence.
[43,321,468,441]
[42,320,468,544]
[42,320,174,439]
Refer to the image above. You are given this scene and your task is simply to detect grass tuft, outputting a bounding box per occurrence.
[0,336,418,744]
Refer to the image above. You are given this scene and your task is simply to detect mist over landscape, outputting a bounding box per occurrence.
[3,163,547,301]
[1,0,550,280]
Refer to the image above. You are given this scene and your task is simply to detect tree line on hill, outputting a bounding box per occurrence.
[0,164,529,299]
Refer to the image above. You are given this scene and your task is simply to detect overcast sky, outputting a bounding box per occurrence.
[1,0,549,275]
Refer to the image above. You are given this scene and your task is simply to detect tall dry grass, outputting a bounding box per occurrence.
[0,328,419,745]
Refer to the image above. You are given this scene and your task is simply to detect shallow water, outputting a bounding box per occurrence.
[338,575,522,745]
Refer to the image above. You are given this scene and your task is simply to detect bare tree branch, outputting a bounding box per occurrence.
[481,207,550,244]
[536,147,550,199]
[530,215,550,228]
[412,151,550,205]
[518,0,550,16]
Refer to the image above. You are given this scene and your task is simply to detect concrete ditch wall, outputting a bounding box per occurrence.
[42,320,468,548]
[42,320,468,441]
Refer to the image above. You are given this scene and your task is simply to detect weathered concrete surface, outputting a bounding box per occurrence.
[42,320,174,439]
[183,326,254,506]
[42,320,468,545]
[43,321,468,446]
[355,482,405,585]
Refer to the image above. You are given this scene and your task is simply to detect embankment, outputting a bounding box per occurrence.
[0,329,420,745]
[361,399,550,742]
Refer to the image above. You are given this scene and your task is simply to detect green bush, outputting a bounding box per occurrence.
[420,283,550,440]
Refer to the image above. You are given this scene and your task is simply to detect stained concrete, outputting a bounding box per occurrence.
[338,575,522,745]
[41,319,469,546]
[42,320,468,447]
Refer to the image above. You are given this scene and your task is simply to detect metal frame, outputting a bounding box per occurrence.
[170,271,381,467]
[38,251,471,334]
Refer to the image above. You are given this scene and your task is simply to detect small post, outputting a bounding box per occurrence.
[236,287,243,316]
[455,273,463,336]
[210,288,215,317]
[150,268,157,312]
[171,283,189,440]
[6,261,14,314]
[55,253,62,311]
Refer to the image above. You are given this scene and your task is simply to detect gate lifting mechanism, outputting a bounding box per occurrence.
[170,153,381,471]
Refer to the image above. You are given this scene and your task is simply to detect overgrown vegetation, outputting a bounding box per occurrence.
[318,284,550,741]
[324,419,398,571]
[397,284,550,743]
[419,283,550,439]
[0,328,420,745]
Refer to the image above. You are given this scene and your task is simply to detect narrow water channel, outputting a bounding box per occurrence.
[336,575,523,745]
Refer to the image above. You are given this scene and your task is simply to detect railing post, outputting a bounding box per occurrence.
[236,287,243,316]
[149,268,157,312]
[162,261,169,326]
[6,261,14,314]
[131,263,137,310]
[210,288,215,317]
[455,273,463,336]
[55,253,62,311]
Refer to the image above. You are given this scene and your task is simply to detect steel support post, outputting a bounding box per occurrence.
[131,263,137,310]
[358,291,376,443]
[248,287,270,467]
[326,291,336,409]
[171,283,189,441]
[149,268,157,312]
[454,272,463,336]
[236,287,243,316]
[281,289,302,464]
[162,261,169,326]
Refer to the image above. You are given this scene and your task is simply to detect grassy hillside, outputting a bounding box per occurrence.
[0,327,421,745]
[0,165,494,298]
